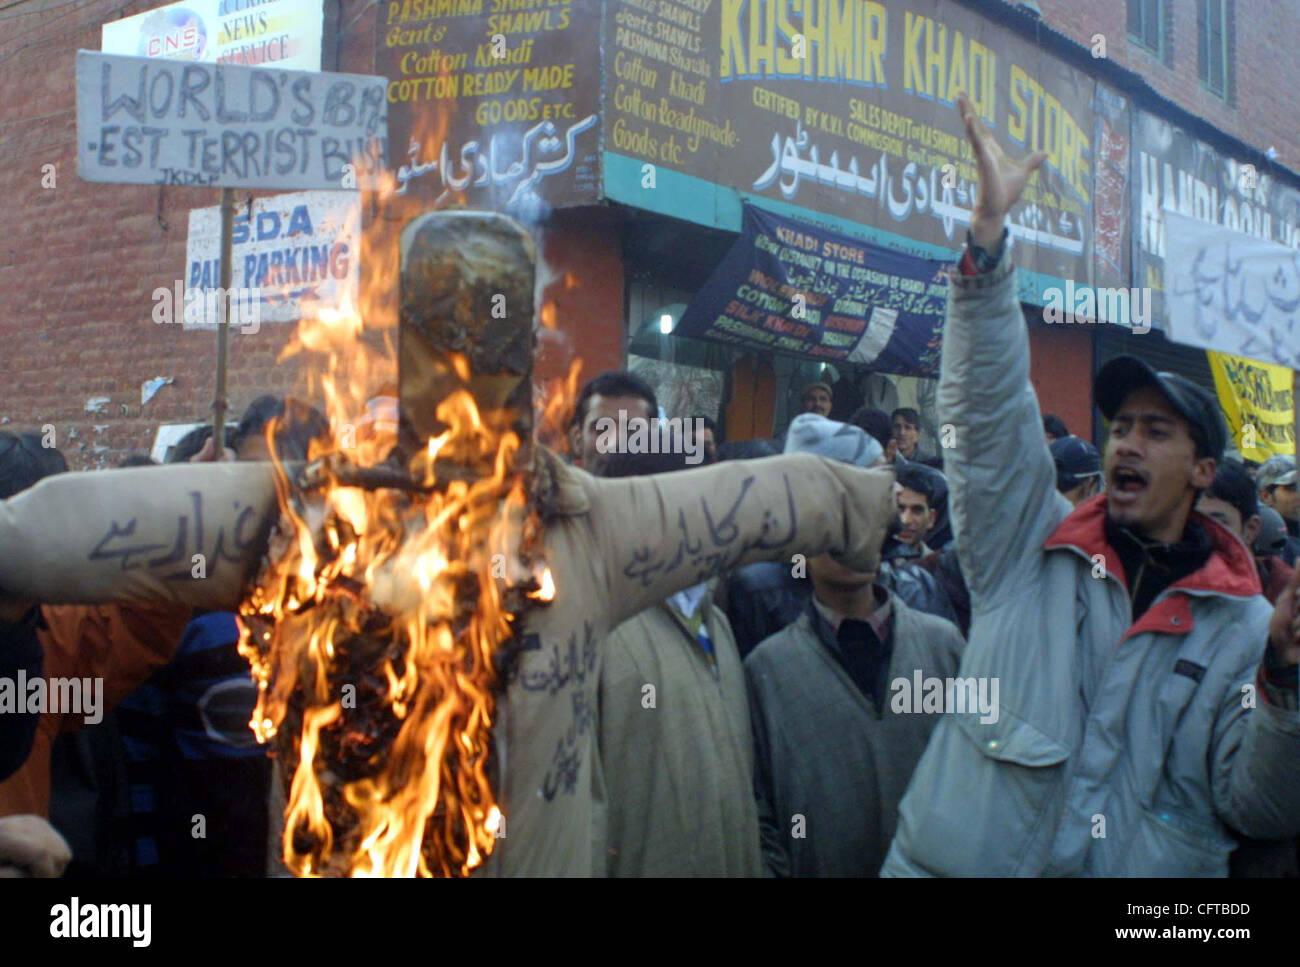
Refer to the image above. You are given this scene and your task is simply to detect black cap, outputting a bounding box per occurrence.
[1094,356,1227,461]
[1050,436,1102,492]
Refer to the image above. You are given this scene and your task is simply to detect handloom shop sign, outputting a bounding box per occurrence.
[184,189,360,327]
[603,0,1097,297]
[1134,108,1300,329]
[378,0,602,217]
[75,51,388,190]
[674,204,949,375]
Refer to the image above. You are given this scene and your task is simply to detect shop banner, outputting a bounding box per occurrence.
[674,205,949,375]
[1207,350,1295,459]
[1165,212,1300,368]
[378,0,601,218]
[185,189,360,327]
[604,0,1096,299]
[101,0,323,71]
[1134,109,1300,329]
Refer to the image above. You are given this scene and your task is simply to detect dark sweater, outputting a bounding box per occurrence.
[1103,516,1213,623]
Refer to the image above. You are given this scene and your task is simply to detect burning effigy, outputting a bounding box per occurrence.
[237,209,552,877]
[0,209,897,879]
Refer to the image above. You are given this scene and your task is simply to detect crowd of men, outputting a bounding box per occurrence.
[1,357,1296,877]
[559,365,1300,876]
[1,92,1297,877]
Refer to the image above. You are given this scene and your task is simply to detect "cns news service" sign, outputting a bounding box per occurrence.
[101,0,323,71]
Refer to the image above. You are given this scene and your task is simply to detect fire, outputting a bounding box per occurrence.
[529,567,556,602]
[235,115,557,877]
[536,356,582,455]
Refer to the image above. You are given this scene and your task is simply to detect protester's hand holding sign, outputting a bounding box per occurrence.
[189,435,238,463]
[957,91,1047,250]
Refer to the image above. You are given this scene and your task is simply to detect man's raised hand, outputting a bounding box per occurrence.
[957,92,1047,250]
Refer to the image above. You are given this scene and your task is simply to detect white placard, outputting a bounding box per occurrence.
[184,189,359,327]
[76,51,387,190]
[1165,211,1300,369]
[101,0,322,72]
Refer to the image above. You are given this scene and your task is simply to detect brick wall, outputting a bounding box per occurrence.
[1028,323,1095,442]
[0,0,621,469]
[1032,0,1300,169]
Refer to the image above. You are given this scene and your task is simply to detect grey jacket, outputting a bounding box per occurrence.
[882,258,1300,877]
[746,595,963,876]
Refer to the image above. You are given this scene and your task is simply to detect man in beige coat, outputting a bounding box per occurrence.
[593,449,762,877]
[0,444,895,876]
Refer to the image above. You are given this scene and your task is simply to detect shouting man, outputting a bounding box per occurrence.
[883,94,1300,877]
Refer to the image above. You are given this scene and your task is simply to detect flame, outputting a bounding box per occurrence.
[529,567,555,602]
[236,117,553,877]
[535,357,582,455]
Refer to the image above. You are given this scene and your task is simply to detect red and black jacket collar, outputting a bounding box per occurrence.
[1044,494,1261,640]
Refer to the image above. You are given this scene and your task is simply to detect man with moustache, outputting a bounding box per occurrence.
[883,94,1300,877]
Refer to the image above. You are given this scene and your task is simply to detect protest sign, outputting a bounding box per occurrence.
[1207,350,1295,460]
[76,51,388,190]
[1165,211,1300,369]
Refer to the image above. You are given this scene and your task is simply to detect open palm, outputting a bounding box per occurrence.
[957,92,1047,248]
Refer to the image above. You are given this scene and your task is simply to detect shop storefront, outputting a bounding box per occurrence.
[370,0,1296,458]
[622,204,951,450]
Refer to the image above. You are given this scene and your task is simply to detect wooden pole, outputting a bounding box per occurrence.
[213,187,235,455]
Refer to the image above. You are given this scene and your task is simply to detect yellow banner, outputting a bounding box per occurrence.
[1207,351,1296,461]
